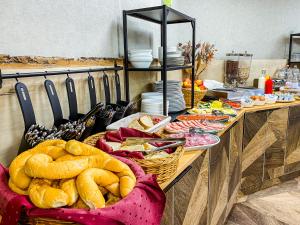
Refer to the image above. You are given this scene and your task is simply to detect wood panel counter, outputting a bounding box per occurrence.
[160,101,300,225]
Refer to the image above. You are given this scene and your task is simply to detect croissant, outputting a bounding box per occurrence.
[28,179,78,208]
[76,168,119,209]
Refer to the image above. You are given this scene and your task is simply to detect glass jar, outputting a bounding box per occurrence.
[224,51,239,88]
[237,51,253,87]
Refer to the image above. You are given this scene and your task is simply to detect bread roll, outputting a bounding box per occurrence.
[60,179,78,206]
[9,145,67,190]
[65,140,103,156]
[34,139,66,149]
[76,168,119,209]
[8,179,28,195]
[28,179,69,208]
[24,154,89,179]
[119,176,136,197]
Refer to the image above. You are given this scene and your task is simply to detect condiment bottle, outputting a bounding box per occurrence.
[258,69,266,90]
[265,75,273,94]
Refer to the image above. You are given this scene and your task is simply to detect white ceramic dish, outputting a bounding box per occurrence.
[106,112,171,133]
[130,60,153,68]
[129,49,152,54]
[254,100,266,106]
[265,95,278,104]
[129,56,153,61]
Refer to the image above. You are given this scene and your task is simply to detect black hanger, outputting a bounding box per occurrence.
[66,74,79,121]
[44,78,65,127]
[15,81,36,154]
[88,72,97,109]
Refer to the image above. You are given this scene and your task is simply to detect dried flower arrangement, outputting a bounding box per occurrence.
[178,41,217,79]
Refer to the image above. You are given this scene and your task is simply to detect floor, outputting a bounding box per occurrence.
[226,177,300,225]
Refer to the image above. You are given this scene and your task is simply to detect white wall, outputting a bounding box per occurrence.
[1,0,300,59]
[171,0,300,59]
[0,0,161,58]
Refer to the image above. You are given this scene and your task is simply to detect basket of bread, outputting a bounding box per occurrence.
[84,128,185,184]
[0,139,165,225]
[106,113,171,133]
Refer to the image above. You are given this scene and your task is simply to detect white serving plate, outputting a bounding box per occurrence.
[106,112,171,133]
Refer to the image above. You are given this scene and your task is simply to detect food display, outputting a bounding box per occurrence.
[182,78,206,91]
[220,98,241,109]
[188,100,237,117]
[176,114,230,122]
[8,139,136,209]
[164,120,226,134]
[106,113,170,133]
[276,93,295,102]
[265,94,278,104]
[169,133,220,150]
[250,95,266,106]
[241,98,254,108]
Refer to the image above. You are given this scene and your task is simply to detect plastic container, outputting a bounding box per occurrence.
[265,75,273,94]
[258,69,266,90]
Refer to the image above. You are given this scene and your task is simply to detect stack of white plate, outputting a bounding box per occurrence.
[141,92,169,115]
[153,81,186,112]
[158,47,184,66]
[129,49,153,68]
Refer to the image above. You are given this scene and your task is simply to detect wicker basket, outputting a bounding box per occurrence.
[182,88,207,108]
[84,133,184,184]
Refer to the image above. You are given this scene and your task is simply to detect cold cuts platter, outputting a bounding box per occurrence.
[169,133,220,151]
[164,120,226,134]
[176,114,230,122]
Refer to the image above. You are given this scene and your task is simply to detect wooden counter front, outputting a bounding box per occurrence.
[160,101,300,225]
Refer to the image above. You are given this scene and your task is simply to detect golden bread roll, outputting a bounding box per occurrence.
[105,182,120,197]
[60,179,78,206]
[71,197,89,209]
[65,140,103,156]
[28,179,69,208]
[9,150,33,190]
[24,154,89,179]
[34,139,66,149]
[119,176,136,197]
[9,145,67,190]
[8,179,28,195]
[98,186,108,195]
[76,168,119,209]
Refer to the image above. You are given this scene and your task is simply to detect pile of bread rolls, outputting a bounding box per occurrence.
[8,140,136,209]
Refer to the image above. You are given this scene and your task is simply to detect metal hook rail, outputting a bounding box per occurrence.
[0,65,123,88]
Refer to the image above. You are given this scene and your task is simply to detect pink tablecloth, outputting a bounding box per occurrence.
[0,156,166,225]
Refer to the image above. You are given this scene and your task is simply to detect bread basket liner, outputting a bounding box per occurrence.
[0,156,166,225]
[84,127,185,184]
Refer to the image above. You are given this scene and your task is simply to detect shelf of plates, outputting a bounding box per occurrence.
[123,5,196,116]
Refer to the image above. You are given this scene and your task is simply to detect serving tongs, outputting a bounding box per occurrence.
[189,127,218,135]
[124,137,186,153]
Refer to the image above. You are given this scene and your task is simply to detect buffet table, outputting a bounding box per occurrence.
[161,101,300,225]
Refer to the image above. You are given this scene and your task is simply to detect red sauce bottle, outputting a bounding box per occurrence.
[265,75,273,94]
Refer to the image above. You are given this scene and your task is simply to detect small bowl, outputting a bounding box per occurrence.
[130,60,153,68]
[129,56,153,61]
[129,49,152,55]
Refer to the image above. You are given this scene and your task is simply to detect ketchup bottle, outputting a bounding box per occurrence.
[265,75,273,94]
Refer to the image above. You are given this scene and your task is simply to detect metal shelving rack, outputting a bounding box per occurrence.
[123,5,196,116]
[288,33,300,67]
